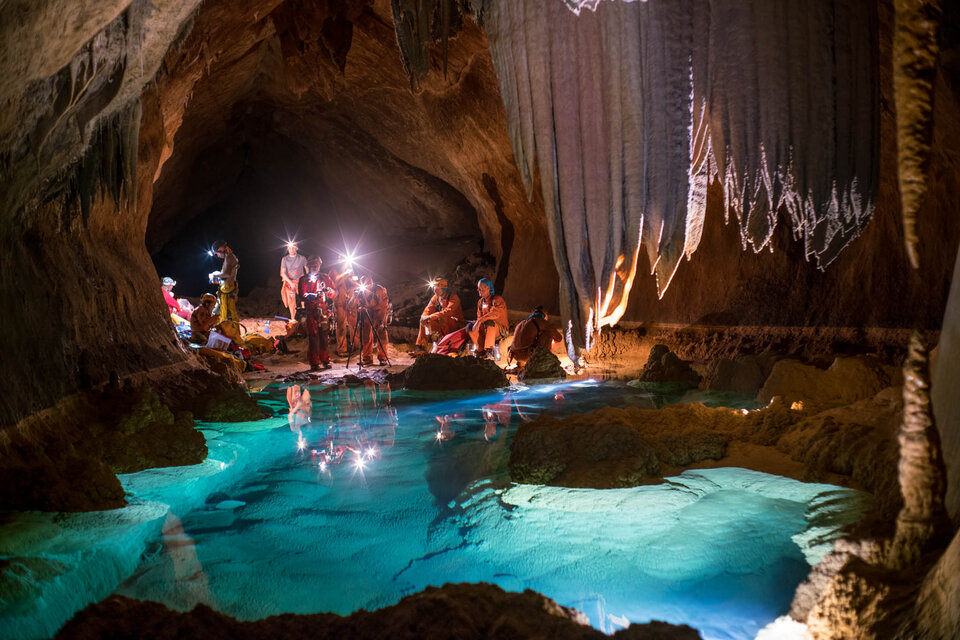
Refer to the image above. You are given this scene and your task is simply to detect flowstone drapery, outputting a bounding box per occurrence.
[481,0,879,344]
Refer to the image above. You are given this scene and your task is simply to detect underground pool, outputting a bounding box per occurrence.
[0,380,873,640]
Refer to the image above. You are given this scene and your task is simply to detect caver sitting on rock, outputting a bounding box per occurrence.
[507,306,563,367]
[467,278,508,359]
[190,293,220,344]
[413,277,463,355]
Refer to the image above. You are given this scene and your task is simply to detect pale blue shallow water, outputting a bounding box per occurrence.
[112,380,869,640]
[0,380,872,640]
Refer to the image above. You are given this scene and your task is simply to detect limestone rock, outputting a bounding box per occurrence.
[757,356,893,409]
[0,385,208,512]
[635,344,700,389]
[702,353,778,394]
[509,405,728,488]
[56,584,703,640]
[518,346,566,382]
[404,354,508,391]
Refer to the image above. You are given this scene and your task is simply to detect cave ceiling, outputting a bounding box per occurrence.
[1,0,954,333]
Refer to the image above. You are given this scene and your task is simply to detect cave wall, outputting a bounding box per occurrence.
[0,2,203,427]
[144,0,557,309]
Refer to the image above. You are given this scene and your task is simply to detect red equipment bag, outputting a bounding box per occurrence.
[433,327,469,356]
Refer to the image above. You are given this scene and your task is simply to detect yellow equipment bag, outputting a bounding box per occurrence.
[244,335,274,355]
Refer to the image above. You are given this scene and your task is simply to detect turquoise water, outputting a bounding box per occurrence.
[0,381,871,640]
[110,380,868,639]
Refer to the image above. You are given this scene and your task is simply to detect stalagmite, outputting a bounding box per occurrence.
[480,0,879,342]
[893,0,943,269]
[887,332,951,569]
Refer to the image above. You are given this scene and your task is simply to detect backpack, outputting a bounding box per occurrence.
[433,327,469,356]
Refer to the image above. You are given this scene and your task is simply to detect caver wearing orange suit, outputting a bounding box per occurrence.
[468,278,508,357]
[356,275,390,365]
[331,268,359,357]
[507,306,563,366]
[415,277,463,352]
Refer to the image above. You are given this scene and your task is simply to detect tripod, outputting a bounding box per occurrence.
[345,304,391,370]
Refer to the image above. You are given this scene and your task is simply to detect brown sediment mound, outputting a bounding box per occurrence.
[56,584,702,640]
[518,346,566,382]
[757,355,898,409]
[403,354,508,391]
[509,389,903,518]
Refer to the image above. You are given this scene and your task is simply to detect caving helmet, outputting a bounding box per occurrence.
[161,276,176,287]
[201,293,218,305]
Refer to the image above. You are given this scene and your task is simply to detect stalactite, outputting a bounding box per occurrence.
[886,332,951,570]
[893,0,943,269]
[481,0,879,343]
[390,0,463,88]
[64,100,142,224]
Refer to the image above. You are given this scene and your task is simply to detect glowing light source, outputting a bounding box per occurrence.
[206,249,215,257]
[297,435,307,451]
[426,279,437,289]
[357,283,368,293]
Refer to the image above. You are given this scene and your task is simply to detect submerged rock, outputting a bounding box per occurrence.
[403,354,508,391]
[509,405,729,488]
[518,346,566,382]
[510,385,903,510]
[57,584,702,639]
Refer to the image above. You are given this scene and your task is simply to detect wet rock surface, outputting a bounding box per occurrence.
[518,346,566,382]
[57,584,702,640]
[632,344,701,390]
[0,386,207,512]
[403,354,508,391]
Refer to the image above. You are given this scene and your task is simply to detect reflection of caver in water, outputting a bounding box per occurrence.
[286,385,312,435]
[414,277,463,354]
[482,397,513,442]
[210,240,241,343]
[299,256,335,371]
